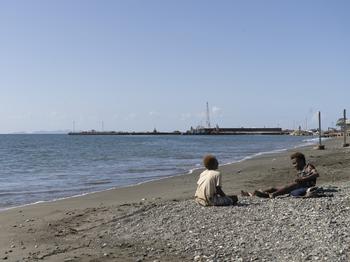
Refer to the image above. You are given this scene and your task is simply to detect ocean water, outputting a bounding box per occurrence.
[0,134,316,209]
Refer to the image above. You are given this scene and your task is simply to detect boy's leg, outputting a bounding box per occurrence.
[263,188,278,193]
[270,183,300,198]
[252,188,277,198]
[241,187,277,197]
[241,190,252,196]
[253,190,270,198]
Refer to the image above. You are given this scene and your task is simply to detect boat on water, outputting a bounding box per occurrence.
[289,129,314,136]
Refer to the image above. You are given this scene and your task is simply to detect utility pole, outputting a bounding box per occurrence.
[206,102,211,128]
[343,109,349,147]
[317,111,325,150]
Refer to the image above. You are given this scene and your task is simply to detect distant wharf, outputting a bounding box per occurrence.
[68,127,285,136]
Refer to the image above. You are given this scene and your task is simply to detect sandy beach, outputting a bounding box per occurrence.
[1,137,350,261]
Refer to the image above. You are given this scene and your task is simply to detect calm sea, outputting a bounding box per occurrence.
[0,134,316,209]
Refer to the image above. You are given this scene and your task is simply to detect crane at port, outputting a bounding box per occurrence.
[206,102,211,128]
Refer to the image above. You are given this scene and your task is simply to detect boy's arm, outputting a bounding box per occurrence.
[215,172,226,196]
[295,173,319,183]
[295,165,319,183]
[216,186,226,197]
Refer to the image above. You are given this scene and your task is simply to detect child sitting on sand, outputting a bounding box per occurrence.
[195,155,238,206]
[241,152,319,198]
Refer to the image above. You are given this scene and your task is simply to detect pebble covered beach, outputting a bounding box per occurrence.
[109,184,348,261]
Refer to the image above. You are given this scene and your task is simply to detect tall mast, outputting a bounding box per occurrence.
[206,102,211,128]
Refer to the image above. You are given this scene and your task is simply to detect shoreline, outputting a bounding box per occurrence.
[1,137,349,261]
[0,136,320,212]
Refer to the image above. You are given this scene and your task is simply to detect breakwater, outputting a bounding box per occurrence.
[68,127,284,136]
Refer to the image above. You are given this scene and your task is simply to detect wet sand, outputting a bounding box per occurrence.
[1,138,350,261]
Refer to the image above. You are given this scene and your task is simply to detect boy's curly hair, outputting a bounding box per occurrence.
[203,155,218,170]
[290,152,306,164]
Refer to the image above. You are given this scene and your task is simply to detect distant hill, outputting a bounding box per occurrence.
[32,130,71,134]
[9,130,71,135]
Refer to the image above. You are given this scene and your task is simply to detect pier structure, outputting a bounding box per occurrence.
[186,127,284,135]
[68,127,284,136]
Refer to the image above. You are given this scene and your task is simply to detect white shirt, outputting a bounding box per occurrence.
[195,169,222,205]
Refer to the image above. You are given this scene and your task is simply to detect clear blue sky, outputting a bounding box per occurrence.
[1,0,349,133]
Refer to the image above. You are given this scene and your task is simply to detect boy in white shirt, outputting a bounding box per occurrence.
[195,155,238,206]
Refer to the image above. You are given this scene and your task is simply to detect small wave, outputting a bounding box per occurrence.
[0,188,88,197]
[0,192,92,212]
[302,137,330,144]
[84,180,112,186]
[188,165,204,174]
[126,167,175,173]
